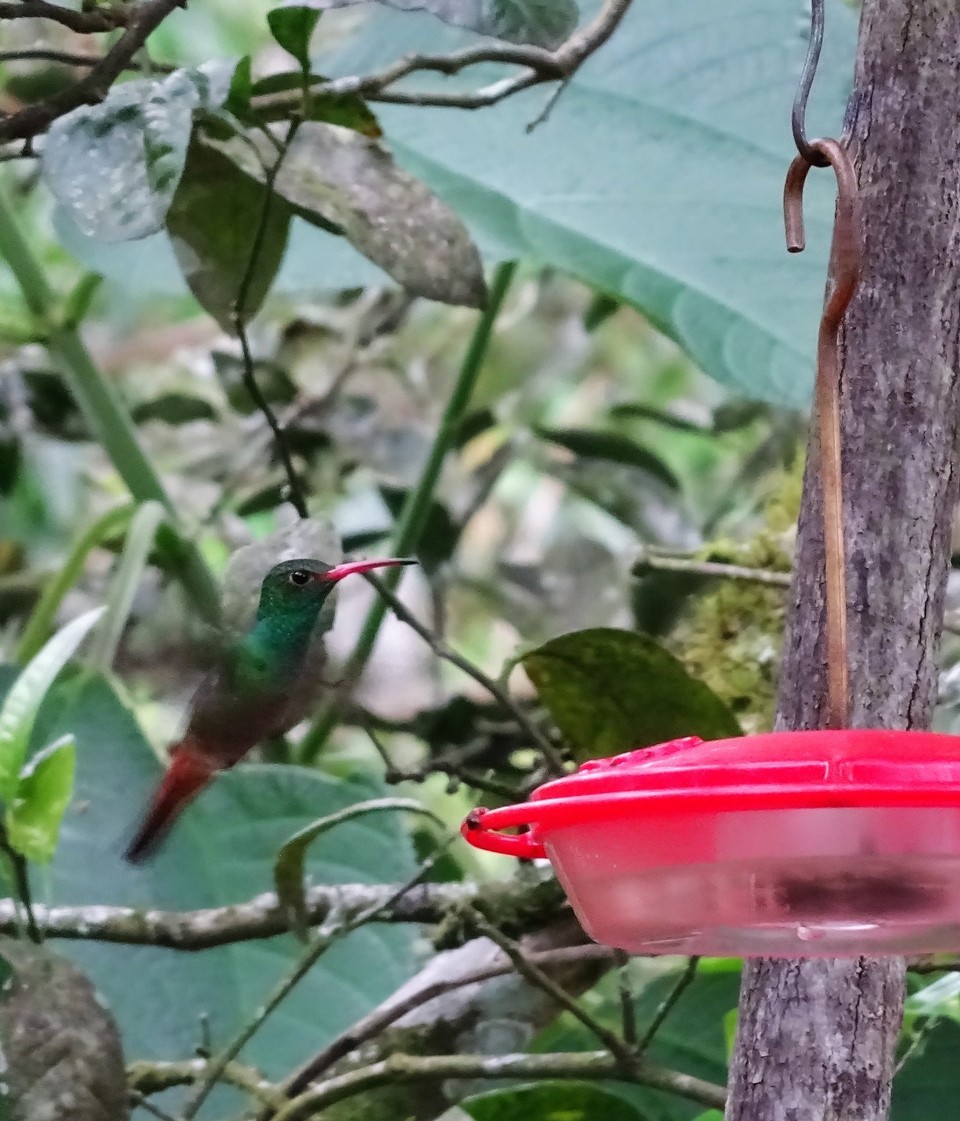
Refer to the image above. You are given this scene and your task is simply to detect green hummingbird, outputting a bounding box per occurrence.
[124,556,413,862]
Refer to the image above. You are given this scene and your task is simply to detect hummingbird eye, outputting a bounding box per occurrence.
[288,569,312,586]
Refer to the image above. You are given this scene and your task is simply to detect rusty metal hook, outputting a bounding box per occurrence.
[784,137,862,730]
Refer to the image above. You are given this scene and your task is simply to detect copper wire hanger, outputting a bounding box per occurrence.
[782,0,862,730]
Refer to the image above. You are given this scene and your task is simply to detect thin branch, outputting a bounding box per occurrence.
[0,0,127,32]
[129,1057,283,1107]
[0,0,185,142]
[471,912,636,1069]
[280,942,615,1099]
[270,1050,726,1121]
[615,950,637,1047]
[0,871,562,949]
[181,844,453,1118]
[0,822,40,944]
[0,47,175,73]
[363,571,566,774]
[632,549,793,588]
[128,1091,183,1121]
[252,0,633,116]
[637,956,699,1052]
[232,119,309,519]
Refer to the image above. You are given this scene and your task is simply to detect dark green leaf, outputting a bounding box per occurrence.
[583,291,621,332]
[166,138,291,331]
[464,1082,648,1121]
[711,402,769,434]
[456,407,497,448]
[315,0,578,48]
[22,370,87,440]
[235,474,307,516]
[894,1018,960,1120]
[6,736,75,864]
[608,403,710,436]
[211,122,487,307]
[268,6,322,73]
[534,425,679,490]
[522,627,741,761]
[41,62,233,241]
[224,55,253,118]
[131,392,218,425]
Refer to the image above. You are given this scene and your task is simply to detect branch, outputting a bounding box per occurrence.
[129,1057,284,1108]
[0,0,184,142]
[271,1050,726,1121]
[0,0,127,33]
[632,548,793,588]
[0,872,563,949]
[253,0,633,115]
[281,942,614,1097]
[0,47,175,73]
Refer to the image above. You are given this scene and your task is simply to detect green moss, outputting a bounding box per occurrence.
[673,464,802,734]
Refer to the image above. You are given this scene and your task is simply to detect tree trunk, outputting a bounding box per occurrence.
[725,2,960,1118]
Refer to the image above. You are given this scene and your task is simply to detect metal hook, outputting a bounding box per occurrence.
[792,0,830,167]
[783,137,862,729]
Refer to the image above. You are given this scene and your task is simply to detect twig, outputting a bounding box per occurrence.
[128,1090,183,1121]
[0,0,187,142]
[270,1050,726,1121]
[181,843,454,1118]
[362,573,566,774]
[632,549,792,588]
[0,0,128,33]
[0,871,562,949]
[0,822,40,943]
[279,942,614,1100]
[471,912,636,1069]
[129,1057,284,1107]
[252,0,633,116]
[615,950,637,1047]
[231,119,309,519]
[637,956,699,1052]
[0,47,175,72]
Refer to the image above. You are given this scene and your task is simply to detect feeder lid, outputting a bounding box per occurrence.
[463,729,960,859]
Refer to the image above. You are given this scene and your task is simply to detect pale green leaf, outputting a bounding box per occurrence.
[0,607,103,803]
[5,736,76,864]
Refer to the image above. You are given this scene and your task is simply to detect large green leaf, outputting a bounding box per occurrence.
[0,668,417,1111]
[322,0,857,405]
[310,0,579,48]
[464,1081,648,1121]
[522,627,741,760]
[894,1018,960,1120]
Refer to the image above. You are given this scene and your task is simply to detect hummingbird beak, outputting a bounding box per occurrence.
[319,558,416,583]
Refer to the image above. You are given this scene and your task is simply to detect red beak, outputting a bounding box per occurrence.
[320,557,415,583]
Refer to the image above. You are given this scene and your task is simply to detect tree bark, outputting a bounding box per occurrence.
[726,2,960,1119]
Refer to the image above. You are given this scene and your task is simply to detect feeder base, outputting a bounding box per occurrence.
[562,855,960,957]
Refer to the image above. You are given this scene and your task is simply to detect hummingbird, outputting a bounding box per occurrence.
[124,556,414,863]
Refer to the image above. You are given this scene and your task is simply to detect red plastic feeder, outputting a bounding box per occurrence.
[462,731,960,957]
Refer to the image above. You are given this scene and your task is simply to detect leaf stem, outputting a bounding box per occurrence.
[298,260,517,763]
[0,824,40,943]
[0,183,220,622]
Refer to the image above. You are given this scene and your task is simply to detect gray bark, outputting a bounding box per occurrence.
[726,2,960,1118]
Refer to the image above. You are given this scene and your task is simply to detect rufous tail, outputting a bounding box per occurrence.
[124,742,218,863]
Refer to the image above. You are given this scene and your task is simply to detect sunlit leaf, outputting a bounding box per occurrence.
[275,797,441,939]
[522,627,741,761]
[464,1082,648,1121]
[0,607,103,803]
[6,736,75,864]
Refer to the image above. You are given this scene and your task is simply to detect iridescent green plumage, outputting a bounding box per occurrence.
[125,556,413,862]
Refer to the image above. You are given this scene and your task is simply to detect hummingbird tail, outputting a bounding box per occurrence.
[124,742,218,864]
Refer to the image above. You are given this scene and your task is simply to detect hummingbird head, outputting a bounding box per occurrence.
[256,557,415,625]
